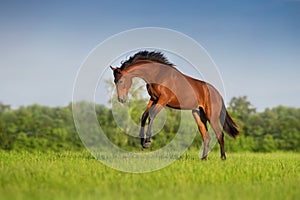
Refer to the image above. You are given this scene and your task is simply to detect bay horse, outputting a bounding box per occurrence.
[110,51,239,160]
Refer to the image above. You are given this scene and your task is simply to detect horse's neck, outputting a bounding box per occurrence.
[125,62,162,83]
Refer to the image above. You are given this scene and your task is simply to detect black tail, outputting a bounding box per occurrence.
[220,102,240,138]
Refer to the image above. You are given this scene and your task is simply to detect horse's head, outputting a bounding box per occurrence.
[110,66,132,103]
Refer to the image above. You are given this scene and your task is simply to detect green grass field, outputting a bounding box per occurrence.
[0,150,299,200]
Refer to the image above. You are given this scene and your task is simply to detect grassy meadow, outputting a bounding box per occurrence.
[0,150,299,200]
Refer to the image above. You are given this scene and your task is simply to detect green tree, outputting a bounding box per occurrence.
[0,102,10,112]
[228,96,256,121]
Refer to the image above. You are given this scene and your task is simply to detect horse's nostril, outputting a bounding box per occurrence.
[118,97,126,103]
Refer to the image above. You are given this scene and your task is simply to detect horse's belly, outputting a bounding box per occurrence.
[167,98,198,110]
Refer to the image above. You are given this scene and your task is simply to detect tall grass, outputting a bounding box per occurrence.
[0,150,299,200]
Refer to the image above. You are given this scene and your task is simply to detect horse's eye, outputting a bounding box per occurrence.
[118,80,123,84]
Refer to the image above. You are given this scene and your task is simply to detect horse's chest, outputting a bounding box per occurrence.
[146,84,160,100]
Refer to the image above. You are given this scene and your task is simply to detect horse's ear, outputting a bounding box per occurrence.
[110,66,116,71]
[111,66,122,74]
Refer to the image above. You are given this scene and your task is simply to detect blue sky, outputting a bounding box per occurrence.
[0,0,299,111]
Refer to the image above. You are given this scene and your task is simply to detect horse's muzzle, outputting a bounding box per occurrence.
[118,97,127,103]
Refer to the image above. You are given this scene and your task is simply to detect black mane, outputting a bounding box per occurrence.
[120,51,173,70]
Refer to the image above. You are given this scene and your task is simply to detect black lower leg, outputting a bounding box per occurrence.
[143,118,153,148]
[139,112,148,147]
[201,133,211,160]
[219,134,226,160]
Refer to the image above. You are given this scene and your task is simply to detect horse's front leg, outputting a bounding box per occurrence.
[143,99,167,148]
[139,100,153,147]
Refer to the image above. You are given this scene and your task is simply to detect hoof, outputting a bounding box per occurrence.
[221,155,226,160]
[140,138,145,146]
[143,142,151,148]
[201,156,207,161]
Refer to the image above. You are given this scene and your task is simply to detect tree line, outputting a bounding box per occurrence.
[0,95,299,152]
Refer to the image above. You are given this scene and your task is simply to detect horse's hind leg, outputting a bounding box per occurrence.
[210,117,226,160]
[192,109,210,160]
